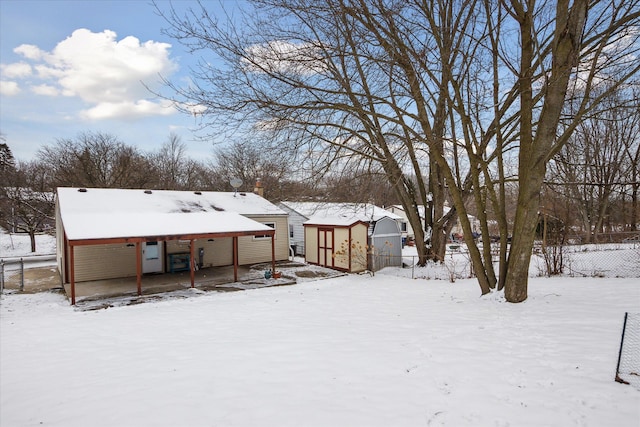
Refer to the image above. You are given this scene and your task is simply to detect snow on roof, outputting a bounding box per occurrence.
[388,204,478,222]
[57,187,284,241]
[281,201,402,225]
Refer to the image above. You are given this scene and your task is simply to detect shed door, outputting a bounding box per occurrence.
[142,241,163,273]
[318,228,333,268]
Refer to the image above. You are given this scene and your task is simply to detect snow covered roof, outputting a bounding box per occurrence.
[57,187,285,241]
[281,201,402,226]
[388,204,477,222]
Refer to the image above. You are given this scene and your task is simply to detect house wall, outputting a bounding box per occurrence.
[278,203,307,255]
[55,201,66,282]
[166,238,233,268]
[238,215,289,264]
[72,243,138,282]
[63,216,288,283]
[304,225,318,264]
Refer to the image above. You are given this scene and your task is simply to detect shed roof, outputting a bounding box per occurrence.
[57,187,284,241]
[282,201,401,226]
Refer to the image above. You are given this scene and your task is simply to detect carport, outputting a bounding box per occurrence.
[56,187,291,305]
[63,213,276,305]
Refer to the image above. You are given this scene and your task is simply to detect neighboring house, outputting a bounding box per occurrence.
[279,201,403,273]
[56,187,289,304]
[386,205,480,241]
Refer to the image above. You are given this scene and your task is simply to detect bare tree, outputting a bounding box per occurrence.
[0,160,55,252]
[548,85,639,242]
[150,132,189,190]
[38,131,156,189]
[210,140,300,200]
[157,0,640,301]
[156,0,464,266]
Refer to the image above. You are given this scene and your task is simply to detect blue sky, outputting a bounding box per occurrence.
[0,0,234,162]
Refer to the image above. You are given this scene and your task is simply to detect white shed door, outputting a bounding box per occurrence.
[142,241,163,273]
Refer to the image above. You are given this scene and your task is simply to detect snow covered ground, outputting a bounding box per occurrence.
[0,231,56,258]
[2,276,638,426]
[1,230,639,426]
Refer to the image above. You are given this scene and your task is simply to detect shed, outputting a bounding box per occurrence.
[280,202,402,273]
[56,187,289,304]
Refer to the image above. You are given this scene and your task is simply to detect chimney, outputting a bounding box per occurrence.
[253,178,264,197]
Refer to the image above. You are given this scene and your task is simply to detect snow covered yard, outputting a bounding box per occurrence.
[1,274,639,426]
[0,231,56,258]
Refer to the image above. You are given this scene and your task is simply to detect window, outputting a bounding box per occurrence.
[254,222,276,240]
[145,241,159,260]
[401,222,407,232]
[289,224,294,238]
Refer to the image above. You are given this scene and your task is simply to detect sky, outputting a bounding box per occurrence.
[0,0,237,162]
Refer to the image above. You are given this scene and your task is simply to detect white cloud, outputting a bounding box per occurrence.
[80,99,177,120]
[0,62,32,78]
[10,28,179,119]
[0,80,20,96]
[14,44,45,60]
[31,84,59,96]
[244,40,326,75]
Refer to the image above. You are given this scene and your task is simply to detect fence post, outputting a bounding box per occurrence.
[19,258,24,292]
[0,260,4,294]
[412,256,415,279]
[615,312,629,383]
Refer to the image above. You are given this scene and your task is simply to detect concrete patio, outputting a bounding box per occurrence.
[2,260,346,310]
[63,263,298,304]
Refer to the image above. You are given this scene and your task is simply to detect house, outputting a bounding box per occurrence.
[279,202,403,273]
[56,187,289,304]
[386,204,480,242]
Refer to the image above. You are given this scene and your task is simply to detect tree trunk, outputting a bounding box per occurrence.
[505,171,544,302]
[29,230,37,253]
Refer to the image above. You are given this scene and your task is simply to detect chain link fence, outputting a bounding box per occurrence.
[0,256,59,295]
[372,241,640,280]
[0,259,26,293]
[615,312,640,390]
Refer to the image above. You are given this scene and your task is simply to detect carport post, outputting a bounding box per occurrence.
[70,245,76,305]
[271,234,276,274]
[233,236,238,282]
[136,241,142,296]
[190,239,195,288]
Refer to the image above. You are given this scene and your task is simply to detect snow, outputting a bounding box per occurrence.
[57,187,286,240]
[1,231,639,426]
[0,231,56,258]
[2,243,639,426]
[281,201,402,225]
[62,211,273,241]
[58,187,287,216]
